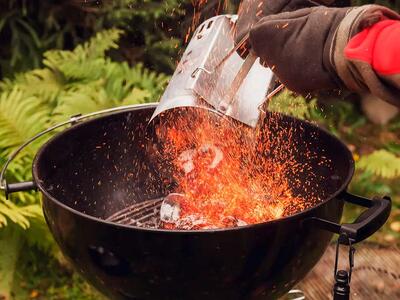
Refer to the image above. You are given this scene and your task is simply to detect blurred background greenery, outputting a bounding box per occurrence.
[0,0,399,299]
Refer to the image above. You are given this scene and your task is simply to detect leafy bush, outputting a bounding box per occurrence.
[0,0,188,78]
[1,0,395,78]
[0,28,168,299]
[357,150,400,179]
[268,89,320,120]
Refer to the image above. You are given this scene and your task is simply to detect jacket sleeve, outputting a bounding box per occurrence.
[333,6,400,106]
[345,20,400,91]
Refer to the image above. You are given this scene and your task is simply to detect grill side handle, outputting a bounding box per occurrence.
[3,181,37,199]
[307,192,391,244]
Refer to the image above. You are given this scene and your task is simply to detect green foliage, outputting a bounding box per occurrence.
[324,101,362,126]
[349,170,392,196]
[1,29,168,114]
[0,0,188,78]
[0,89,50,157]
[0,200,42,229]
[268,89,320,120]
[0,226,22,300]
[0,28,168,296]
[316,100,366,136]
[11,245,105,300]
[384,141,400,155]
[357,150,400,179]
[388,116,400,131]
[270,91,396,187]
[43,29,124,81]
[1,0,395,78]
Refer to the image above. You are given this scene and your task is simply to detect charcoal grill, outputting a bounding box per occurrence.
[0,104,391,300]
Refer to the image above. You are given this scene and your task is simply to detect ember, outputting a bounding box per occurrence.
[155,108,321,229]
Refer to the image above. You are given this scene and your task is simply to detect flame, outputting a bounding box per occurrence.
[155,109,319,229]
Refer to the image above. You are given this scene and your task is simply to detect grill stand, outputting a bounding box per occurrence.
[333,235,355,300]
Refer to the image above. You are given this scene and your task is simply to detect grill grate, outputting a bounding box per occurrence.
[106,198,164,228]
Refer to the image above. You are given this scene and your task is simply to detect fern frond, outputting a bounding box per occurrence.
[0,69,63,105]
[53,87,113,119]
[121,88,151,105]
[268,90,318,120]
[0,89,50,157]
[0,196,42,229]
[43,28,123,80]
[103,61,168,101]
[357,150,400,179]
[127,63,169,99]
[3,155,31,182]
[55,58,107,82]
[77,28,124,59]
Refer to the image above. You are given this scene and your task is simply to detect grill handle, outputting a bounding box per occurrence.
[308,192,391,244]
[0,103,157,199]
[4,181,37,199]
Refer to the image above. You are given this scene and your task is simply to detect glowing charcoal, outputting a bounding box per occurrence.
[155,108,322,230]
[178,150,195,174]
[160,193,184,223]
[221,216,248,227]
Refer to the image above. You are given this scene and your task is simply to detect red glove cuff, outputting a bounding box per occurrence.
[344,20,400,75]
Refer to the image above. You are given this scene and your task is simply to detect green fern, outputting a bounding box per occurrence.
[43,29,123,81]
[357,150,400,179]
[0,89,50,157]
[0,198,42,229]
[268,89,318,120]
[0,0,188,77]
[0,69,64,104]
[0,28,167,234]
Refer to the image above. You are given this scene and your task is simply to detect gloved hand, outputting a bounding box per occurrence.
[235,0,338,54]
[247,5,400,105]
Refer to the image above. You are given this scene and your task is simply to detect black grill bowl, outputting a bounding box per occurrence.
[27,104,389,300]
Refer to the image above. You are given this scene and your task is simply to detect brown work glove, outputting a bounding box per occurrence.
[248,5,400,104]
[235,0,339,53]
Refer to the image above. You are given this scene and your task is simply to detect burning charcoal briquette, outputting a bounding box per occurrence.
[160,193,185,223]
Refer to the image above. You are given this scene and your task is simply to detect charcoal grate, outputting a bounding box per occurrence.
[106,198,164,228]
